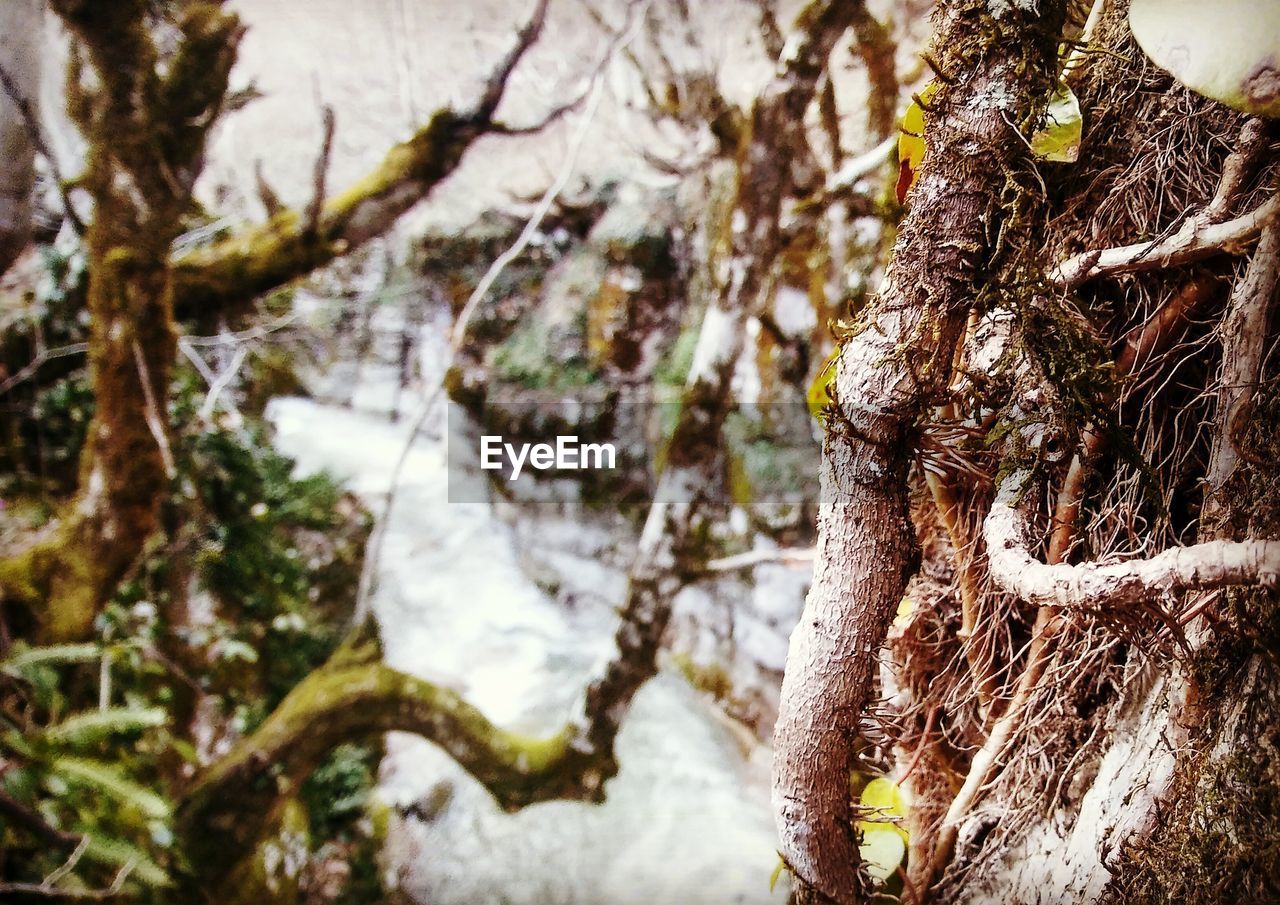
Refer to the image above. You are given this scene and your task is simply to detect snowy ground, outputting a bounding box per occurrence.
[267,310,789,903]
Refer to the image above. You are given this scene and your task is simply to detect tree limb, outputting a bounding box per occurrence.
[176,645,603,879]
[988,470,1280,610]
[170,0,552,324]
[1050,192,1280,290]
[0,60,84,236]
[771,3,1067,901]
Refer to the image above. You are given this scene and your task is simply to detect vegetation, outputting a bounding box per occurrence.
[1,0,1278,903]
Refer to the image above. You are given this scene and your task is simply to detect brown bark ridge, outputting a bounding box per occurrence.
[770,2,1067,902]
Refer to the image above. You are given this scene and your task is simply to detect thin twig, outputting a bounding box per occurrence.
[132,340,177,480]
[0,343,89,397]
[305,105,336,236]
[472,0,552,124]
[705,547,815,572]
[354,7,646,621]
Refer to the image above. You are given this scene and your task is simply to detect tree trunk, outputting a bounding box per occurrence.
[771,2,1067,901]
[861,3,1280,902]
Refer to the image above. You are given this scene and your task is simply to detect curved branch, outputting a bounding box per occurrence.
[1050,191,1280,290]
[988,470,1280,610]
[170,0,551,324]
[176,649,601,879]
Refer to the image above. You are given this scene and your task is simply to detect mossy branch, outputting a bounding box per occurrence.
[176,645,602,880]
[171,0,551,324]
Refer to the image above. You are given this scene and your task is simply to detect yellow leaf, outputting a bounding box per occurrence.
[857,824,906,882]
[807,349,838,422]
[897,81,938,201]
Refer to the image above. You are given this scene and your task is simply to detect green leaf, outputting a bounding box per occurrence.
[1130,0,1280,118]
[50,757,171,821]
[43,707,168,748]
[83,834,171,887]
[1032,85,1083,163]
[1,643,101,678]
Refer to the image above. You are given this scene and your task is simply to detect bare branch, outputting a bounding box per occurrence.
[252,160,284,217]
[0,343,89,398]
[1051,191,1280,290]
[0,843,139,899]
[471,0,552,125]
[0,61,84,235]
[132,340,176,480]
[171,0,559,324]
[0,788,81,851]
[706,547,815,572]
[823,133,897,196]
[492,0,649,136]
[305,105,336,236]
[1205,118,1272,222]
[988,469,1280,610]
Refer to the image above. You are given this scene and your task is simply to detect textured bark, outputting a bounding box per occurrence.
[0,2,244,640]
[771,3,1066,901]
[1203,220,1280,528]
[176,638,601,883]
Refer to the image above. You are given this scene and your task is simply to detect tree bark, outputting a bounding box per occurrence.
[175,634,604,883]
[0,0,550,639]
[0,2,244,640]
[771,3,1066,901]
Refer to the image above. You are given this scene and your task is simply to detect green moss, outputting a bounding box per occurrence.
[671,651,734,700]
[653,322,700,390]
[490,319,600,391]
[1105,713,1280,905]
